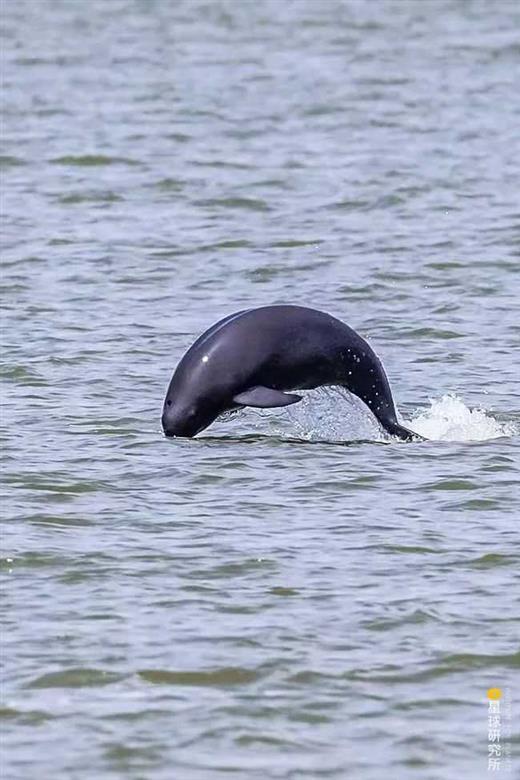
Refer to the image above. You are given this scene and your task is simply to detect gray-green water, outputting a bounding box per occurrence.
[1,1,519,778]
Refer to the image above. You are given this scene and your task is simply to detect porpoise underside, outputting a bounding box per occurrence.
[161,305,421,442]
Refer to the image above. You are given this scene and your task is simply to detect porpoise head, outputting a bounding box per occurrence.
[161,390,222,438]
[161,355,230,438]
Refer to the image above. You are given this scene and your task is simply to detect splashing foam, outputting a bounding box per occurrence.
[286,388,385,442]
[407,394,516,442]
[250,388,385,442]
[246,389,515,444]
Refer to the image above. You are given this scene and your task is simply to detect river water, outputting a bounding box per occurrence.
[1,1,519,778]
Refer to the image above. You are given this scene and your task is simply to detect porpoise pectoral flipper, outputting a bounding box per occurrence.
[233,387,302,408]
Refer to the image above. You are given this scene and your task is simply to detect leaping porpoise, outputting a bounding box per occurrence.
[161,305,421,441]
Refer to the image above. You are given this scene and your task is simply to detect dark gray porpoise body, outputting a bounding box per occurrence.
[162,305,419,441]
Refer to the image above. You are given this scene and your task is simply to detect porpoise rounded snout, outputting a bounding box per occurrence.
[162,412,195,438]
[162,420,196,438]
[161,402,209,438]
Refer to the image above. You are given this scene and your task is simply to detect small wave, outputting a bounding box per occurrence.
[27,668,124,688]
[50,155,139,167]
[139,667,261,686]
[407,394,516,442]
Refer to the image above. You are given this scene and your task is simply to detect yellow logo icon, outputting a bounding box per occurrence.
[487,688,502,700]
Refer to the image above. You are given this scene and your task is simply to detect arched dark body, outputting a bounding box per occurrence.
[161,305,419,441]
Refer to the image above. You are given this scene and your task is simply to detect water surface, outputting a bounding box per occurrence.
[1,1,519,778]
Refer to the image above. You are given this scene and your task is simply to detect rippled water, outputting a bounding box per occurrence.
[1,1,519,778]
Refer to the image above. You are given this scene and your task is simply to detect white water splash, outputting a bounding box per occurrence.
[285,388,385,442]
[238,388,385,442]
[226,389,516,444]
[406,394,516,442]
[245,389,516,444]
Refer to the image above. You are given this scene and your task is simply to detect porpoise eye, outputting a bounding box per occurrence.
[167,400,172,407]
